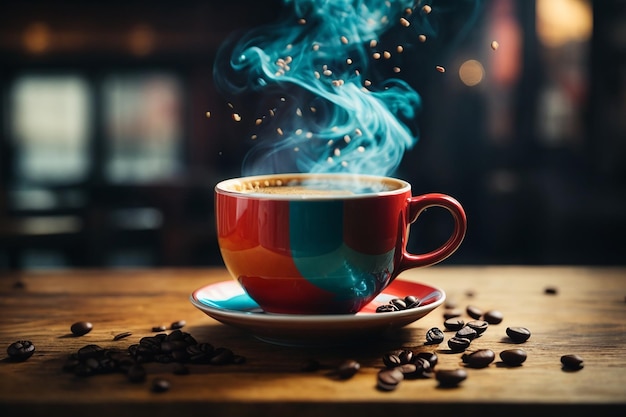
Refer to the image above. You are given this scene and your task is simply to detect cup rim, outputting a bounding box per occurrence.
[215,173,411,200]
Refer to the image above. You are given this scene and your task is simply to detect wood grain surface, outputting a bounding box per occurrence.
[1,266,625,416]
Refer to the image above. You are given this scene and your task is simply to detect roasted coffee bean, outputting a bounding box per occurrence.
[462,349,495,368]
[127,364,147,382]
[561,354,584,370]
[390,298,407,310]
[466,320,489,335]
[151,378,171,393]
[426,327,445,345]
[466,305,483,320]
[210,347,234,365]
[336,359,360,379]
[506,327,531,343]
[113,332,132,341]
[415,351,438,368]
[404,295,421,309]
[376,304,398,313]
[443,309,463,319]
[398,349,413,364]
[77,344,105,360]
[447,337,471,352]
[499,349,527,366]
[170,320,186,330]
[544,286,558,295]
[408,357,432,379]
[455,326,478,341]
[152,325,167,332]
[70,321,93,336]
[483,310,503,324]
[436,369,467,387]
[377,368,404,391]
[7,340,35,361]
[382,352,402,368]
[443,317,465,331]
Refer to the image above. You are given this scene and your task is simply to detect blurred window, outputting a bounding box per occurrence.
[103,73,184,183]
[10,75,91,184]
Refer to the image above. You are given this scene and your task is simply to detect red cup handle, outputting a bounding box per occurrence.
[396,193,467,274]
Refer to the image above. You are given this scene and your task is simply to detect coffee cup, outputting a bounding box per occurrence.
[215,173,466,314]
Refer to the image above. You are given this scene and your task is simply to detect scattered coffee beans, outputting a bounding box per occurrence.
[561,354,584,370]
[462,349,495,368]
[71,321,93,336]
[7,340,35,361]
[444,317,465,331]
[376,295,421,313]
[436,369,467,387]
[415,351,438,368]
[336,359,360,379]
[382,352,402,368]
[447,336,471,352]
[499,349,527,366]
[466,320,489,335]
[455,326,478,341]
[483,310,503,324]
[425,327,445,345]
[170,320,186,330]
[506,327,531,343]
[466,305,483,319]
[377,368,404,391]
[113,332,133,341]
[152,325,167,332]
[151,378,171,393]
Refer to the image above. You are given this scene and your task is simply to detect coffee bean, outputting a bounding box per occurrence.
[152,325,167,332]
[455,326,478,341]
[404,295,421,308]
[443,309,463,319]
[483,310,503,324]
[382,352,402,368]
[127,364,147,382]
[151,378,171,393]
[408,357,432,379]
[210,347,235,365]
[544,286,558,295]
[376,304,398,313]
[77,344,105,360]
[499,349,527,366]
[71,321,93,336]
[447,336,471,352]
[377,368,404,391]
[466,305,483,319]
[113,332,132,341]
[397,349,413,364]
[390,298,407,310]
[7,340,35,361]
[561,354,584,370]
[336,359,360,379]
[425,327,445,345]
[436,369,467,387]
[466,320,489,335]
[506,327,531,343]
[415,351,438,368]
[462,349,495,368]
[170,320,186,330]
[444,317,465,331]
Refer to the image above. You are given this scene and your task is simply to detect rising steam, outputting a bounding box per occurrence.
[214,0,477,177]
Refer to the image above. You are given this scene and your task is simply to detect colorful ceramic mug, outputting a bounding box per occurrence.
[215,173,466,314]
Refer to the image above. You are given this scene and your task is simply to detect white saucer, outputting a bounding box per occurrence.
[190,279,445,346]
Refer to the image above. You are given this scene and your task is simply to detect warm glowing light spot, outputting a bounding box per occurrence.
[23,22,50,54]
[459,60,485,86]
[536,0,592,48]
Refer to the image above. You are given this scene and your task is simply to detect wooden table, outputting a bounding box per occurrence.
[1,266,625,416]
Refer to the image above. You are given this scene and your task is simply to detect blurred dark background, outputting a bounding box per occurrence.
[1,0,624,270]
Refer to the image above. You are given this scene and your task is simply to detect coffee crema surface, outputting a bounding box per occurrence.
[227,177,402,197]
